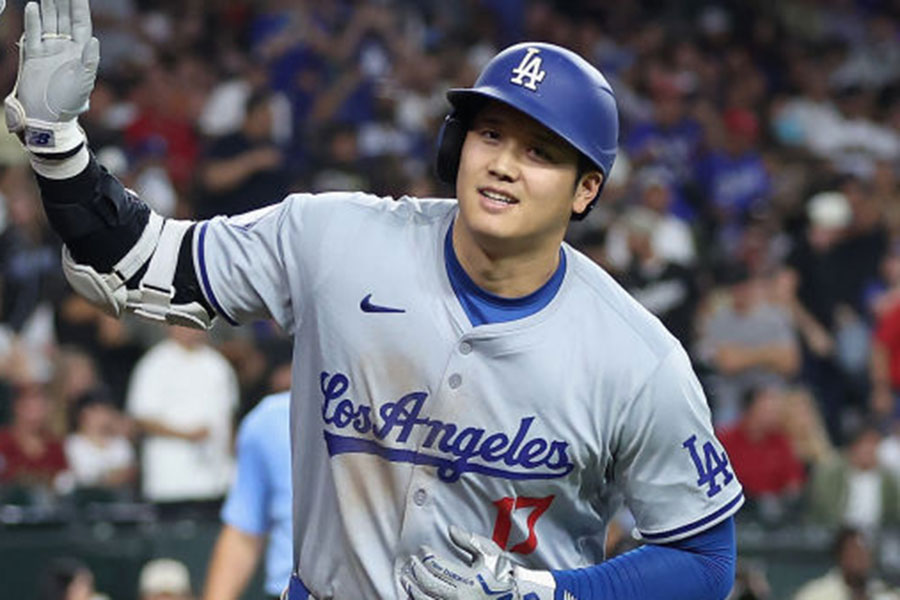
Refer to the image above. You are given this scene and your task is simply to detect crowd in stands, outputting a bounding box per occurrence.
[2,0,900,597]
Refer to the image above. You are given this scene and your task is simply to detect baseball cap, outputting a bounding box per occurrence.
[723,108,759,140]
[138,559,191,597]
[807,191,851,230]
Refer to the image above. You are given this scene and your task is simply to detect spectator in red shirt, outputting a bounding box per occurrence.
[718,385,806,507]
[871,296,900,418]
[0,385,69,492]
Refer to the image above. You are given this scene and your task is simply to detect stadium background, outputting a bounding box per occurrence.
[2,0,900,598]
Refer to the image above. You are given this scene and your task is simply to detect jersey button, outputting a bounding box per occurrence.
[413,488,428,506]
[459,341,473,355]
[448,373,462,389]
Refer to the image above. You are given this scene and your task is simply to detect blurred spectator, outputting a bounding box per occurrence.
[695,107,771,257]
[770,57,840,151]
[809,423,900,531]
[867,246,900,323]
[613,207,698,346]
[124,63,200,192]
[838,176,889,321]
[90,0,152,77]
[198,62,270,140]
[64,387,136,495]
[809,85,900,178]
[0,164,66,382]
[870,247,900,421]
[871,298,900,420]
[698,264,800,425]
[196,89,291,219]
[625,84,703,208]
[46,348,101,436]
[126,327,237,507]
[793,526,900,600]
[730,559,772,600]
[786,191,854,333]
[782,191,866,440]
[203,392,291,600]
[309,122,371,193]
[37,558,98,600]
[604,167,697,270]
[139,558,193,600]
[782,386,836,472]
[718,386,806,511]
[54,297,146,410]
[0,384,69,498]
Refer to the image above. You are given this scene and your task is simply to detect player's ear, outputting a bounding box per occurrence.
[572,171,602,216]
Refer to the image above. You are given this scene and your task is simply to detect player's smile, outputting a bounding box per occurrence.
[477,186,520,212]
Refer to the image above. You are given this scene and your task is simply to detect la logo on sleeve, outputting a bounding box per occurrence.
[682,434,734,498]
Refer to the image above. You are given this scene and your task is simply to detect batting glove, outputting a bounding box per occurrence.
[400,525,558,600]
[5,0,99,154]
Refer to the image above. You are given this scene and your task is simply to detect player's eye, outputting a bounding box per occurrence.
[528,145,555,162]
[478,127,501,142]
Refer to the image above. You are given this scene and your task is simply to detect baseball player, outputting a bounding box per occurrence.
[7,1,743,599]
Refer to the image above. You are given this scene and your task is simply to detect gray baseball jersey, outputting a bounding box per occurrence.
[194,192,743,599]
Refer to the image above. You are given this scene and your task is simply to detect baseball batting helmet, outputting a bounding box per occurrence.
[436,42,618,220]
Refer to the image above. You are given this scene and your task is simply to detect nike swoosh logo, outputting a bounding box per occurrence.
[360,294,406,314]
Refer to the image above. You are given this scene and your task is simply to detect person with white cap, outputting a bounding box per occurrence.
[138,558,193,600]
[783,189,855,443]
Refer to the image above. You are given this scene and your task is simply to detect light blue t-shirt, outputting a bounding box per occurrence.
[221,392,292,596]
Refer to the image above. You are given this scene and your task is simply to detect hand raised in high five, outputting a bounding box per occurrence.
[5,0,99,154]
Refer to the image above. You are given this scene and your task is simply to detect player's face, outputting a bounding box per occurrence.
[455,102,601,255]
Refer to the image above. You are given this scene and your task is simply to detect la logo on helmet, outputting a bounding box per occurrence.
[510,47,546,91]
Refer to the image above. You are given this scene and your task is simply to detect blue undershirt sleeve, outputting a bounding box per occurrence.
[551,516,736,600]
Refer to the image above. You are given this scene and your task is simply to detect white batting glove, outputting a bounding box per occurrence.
[0,2,6,16]
[5,0,99,154]
[400,526,558,600]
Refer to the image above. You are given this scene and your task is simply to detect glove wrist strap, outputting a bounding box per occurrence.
[5,94,86,154]
[22,118,85,154]
[514,565,557,600]
[31,144,89,179]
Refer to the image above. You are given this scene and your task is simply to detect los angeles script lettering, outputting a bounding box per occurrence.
[320,371,574,482]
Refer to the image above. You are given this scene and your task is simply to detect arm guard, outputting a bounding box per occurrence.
[37,150,215,329]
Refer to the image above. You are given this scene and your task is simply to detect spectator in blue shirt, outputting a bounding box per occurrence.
[696,107,771,256]
[203,392,292,600]
[626,83,704,202]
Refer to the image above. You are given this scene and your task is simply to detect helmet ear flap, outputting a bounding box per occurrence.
[435,113,468,184]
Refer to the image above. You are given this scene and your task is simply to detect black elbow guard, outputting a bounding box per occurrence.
[35,156,150,272]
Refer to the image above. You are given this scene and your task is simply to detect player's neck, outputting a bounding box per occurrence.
[451,219,563,298]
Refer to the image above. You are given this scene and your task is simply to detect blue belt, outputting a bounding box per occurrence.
[288,574,312,600]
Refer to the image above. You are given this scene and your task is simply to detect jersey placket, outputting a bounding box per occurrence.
[397,334,479,550]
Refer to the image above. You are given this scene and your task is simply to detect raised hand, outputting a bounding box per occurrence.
[4,0,99,154]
